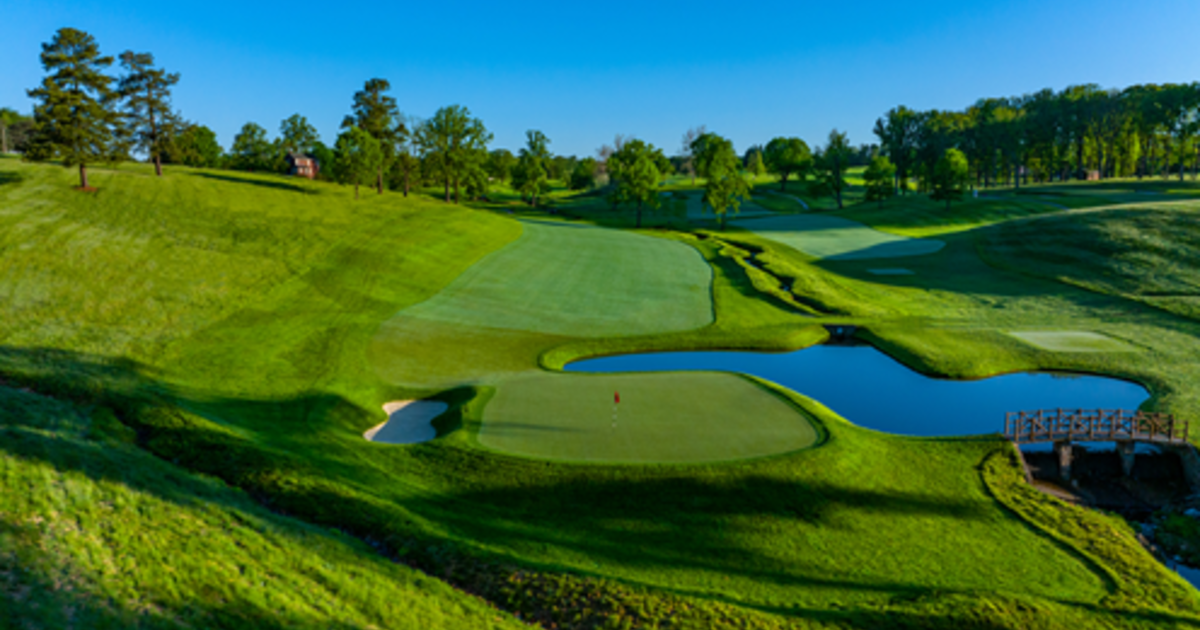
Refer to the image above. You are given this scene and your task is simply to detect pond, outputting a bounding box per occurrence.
[566,343,1149,437]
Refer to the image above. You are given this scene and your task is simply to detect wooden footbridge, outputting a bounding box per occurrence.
[1003,408,1195,483]
[1004,408,1188,445]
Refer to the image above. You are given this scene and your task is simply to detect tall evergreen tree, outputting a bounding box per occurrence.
[116,51,180,176]
[25,28,119,189]
[342,79,405,194]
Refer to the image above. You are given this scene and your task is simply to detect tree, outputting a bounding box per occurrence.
[873,106,920,194]
[230,122,273,171]
[0,108,32,154]
[745,146,766,180]
[606,138,664,227]
[930,148,970,209]
[333,126,382,199]
[342,79,405,194]
[25,28,120,189]
[512,130,552,206]
[692,133,750,230]
[115,51,180,176]
[487,148,516,182]
[862,155,897,208]
[810,129,852,209]
[569,157,598,190]
[413,105,491,203]
[762,137,812,192]
[392,150,420,195]
[310,140,334,180]
[279,114,318,156]
[164,123,222,167]
[680,125,707,185]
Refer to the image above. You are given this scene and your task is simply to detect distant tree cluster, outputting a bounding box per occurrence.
[874,83,1200,193]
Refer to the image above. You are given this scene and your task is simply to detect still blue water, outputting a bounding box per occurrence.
[566,344,1149,437]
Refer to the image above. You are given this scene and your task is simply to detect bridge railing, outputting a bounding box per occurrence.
[1004,408,1188,444]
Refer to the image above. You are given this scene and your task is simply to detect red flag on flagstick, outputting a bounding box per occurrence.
[614,391,620,404]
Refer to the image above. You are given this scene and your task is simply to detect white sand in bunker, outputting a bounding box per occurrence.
[363,400,450,444]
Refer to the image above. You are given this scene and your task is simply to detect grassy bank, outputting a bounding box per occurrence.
[4,155,1200,628]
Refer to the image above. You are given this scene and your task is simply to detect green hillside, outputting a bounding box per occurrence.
[5,155,1200,629]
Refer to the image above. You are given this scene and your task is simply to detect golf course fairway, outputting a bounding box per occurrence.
[400,220,714,336]
[734,213,945,260]
[479,372,818,462]
[6,157,1200,629]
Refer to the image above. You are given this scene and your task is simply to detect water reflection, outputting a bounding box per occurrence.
[567,344,1149,437]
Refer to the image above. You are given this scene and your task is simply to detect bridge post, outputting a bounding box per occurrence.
[1054,440,1074,482]
[1117,440,1136,477]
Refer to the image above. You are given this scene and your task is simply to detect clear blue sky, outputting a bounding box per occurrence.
[4,0,1199,157]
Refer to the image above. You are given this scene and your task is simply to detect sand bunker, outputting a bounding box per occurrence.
[363,400,449,444]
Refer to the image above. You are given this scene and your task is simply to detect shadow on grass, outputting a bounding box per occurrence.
[3,344,1195,628]
[0,171,23,187]
[190,170,312,194]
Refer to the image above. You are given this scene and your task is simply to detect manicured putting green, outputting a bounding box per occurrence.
[733,214,945,260]
[399,221,713,337]
[1007,331,1137,353]
[480,372,817,463]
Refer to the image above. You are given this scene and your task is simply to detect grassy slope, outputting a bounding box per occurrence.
[0,158,528,629]
[979,203,1200,320]
[3,156,1199,628]
[0,381,525,629]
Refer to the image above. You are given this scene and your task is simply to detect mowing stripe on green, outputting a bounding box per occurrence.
[733,214,945,260]
[480,372,818,463]
[399,221,713,337]
[1006,331,1138,353]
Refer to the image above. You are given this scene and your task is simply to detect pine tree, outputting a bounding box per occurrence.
[342,79,405,194]
[116,51,181,176]
[26,28,119,189]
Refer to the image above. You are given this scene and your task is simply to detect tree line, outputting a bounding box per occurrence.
[873,82,1200,193]
[20,27,1197,217]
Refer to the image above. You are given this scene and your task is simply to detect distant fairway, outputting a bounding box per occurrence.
[399,220,713,336]
[479,372,818,463]
[734,214,945,260]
